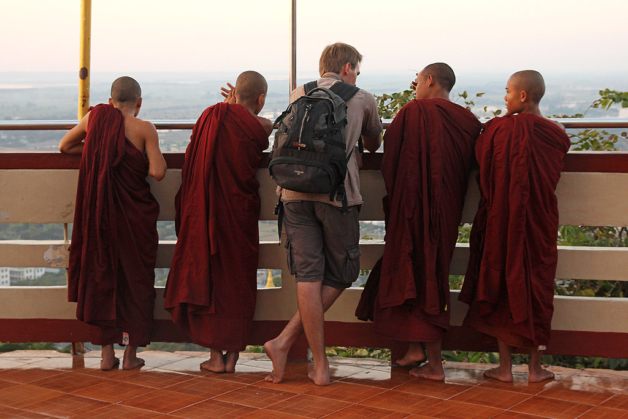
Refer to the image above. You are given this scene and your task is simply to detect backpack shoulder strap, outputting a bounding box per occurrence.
[304,81,318,95]
[329,82,360,102]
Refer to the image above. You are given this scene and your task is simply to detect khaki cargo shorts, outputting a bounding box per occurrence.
[282,201,361,290]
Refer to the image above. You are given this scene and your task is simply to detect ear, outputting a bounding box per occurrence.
[520,90,527,103]
[426,74,435,88]
[136,97,143,109]
[257,93,266,106]
[341,62,352,75]
[108,98,114,106]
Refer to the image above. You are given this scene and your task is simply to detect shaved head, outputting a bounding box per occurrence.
[509,70,545,103]
[422,63,456,92]
[235,71,268,104]
[111,76,141,104]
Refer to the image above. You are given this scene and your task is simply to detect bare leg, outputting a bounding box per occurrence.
[483,339,513,382]
[396,342,426,368]
[410,340,445,381]
[264,285,343,383]
[100,344,119,371]
[122,346,145,370]
[297,281,330,385]
[224,351,239,373]
[201,348,226,373]
[528,349,554,382]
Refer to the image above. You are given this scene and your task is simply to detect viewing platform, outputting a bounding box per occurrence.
[0,350,627,418]
[1,119,627,417]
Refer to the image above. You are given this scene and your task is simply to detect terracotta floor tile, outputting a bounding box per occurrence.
[340,368,417,389]
[72,379,156,403]
[118,370,197,389]
[361,389,442,414]
[0,405,53,418]
[214,385,297,409]
[266,394,351,418]
[253,372,316,394]
[395,379,473,399]
[0,379,18,391]
[213,371,268,385]
[238,409,307,418]
[415,400,504,418]
[21,393,109,418]
[539,383,615,406]
[165,376,246,398]
[121,388,206,414]
[0,384,64,408]
[325,404,410,418]
[451,386,532,409]
[603,394,628,410]
[73,363,147,379]
[303,381,386,403]
[169,399,257,419]
[492,412,549,418]
[88,403,164,418]
[578,407,628,419]
[479,373,559,395]
[511,396,595,419]
[0,367,65,384]
[30,371,104,393]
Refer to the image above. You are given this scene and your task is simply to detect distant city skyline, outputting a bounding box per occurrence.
[1,0,627,77]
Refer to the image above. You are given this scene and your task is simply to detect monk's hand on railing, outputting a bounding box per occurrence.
[221,83,236,104]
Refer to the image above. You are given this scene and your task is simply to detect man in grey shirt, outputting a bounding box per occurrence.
[264,43,383,386]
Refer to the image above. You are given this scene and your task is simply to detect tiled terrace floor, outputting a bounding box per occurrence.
[0,351,627,418]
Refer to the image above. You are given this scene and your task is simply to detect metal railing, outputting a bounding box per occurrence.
[1,118,628,131]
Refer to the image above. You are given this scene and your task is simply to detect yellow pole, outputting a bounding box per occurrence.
[78,0,92,119]
[265,269,275,288]
[72,0,91,356]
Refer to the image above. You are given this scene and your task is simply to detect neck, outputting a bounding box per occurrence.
[417,90,450,101]
[114,104,137,117]
[238,101,258,116]
[519,104,542,117]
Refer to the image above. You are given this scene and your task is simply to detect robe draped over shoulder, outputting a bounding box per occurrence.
[164,103,269,352]
[356,99,481,342]
[459,114,570,348]
[68,104,160,346]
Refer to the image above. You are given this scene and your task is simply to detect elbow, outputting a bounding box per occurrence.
[58,144,67,154]
[149,166,167,181]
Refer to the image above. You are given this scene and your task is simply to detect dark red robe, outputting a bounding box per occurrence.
[164,103,269,352]
[356,99,482,342]
[68,104,160,347]
[459,114,571,349]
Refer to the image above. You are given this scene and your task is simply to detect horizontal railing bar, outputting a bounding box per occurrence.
[1,118,628,131]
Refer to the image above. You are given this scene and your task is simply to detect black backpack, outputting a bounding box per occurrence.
[268,81,360,211]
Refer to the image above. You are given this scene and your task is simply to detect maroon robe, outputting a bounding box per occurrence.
[164,103,269,352]
[356,99,482,342]
[68,104,160,347]
[459,114,571,349]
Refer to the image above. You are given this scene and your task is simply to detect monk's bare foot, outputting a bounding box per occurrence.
[264,338,288,383]
[225,351,239,373]
[395,344,426,368]
[410,361,445,381]
[201,357,226,374]
[483,366,513,382]
[123,357,145,370]
[529,368,554,383]
[100,357,120,371]
[308,358,330,386]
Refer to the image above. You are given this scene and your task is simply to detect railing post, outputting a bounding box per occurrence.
[78,0,92,119]
[72,0,92,356]
[289,0,297,94]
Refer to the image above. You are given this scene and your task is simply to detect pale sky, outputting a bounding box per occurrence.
[1,0,627,76]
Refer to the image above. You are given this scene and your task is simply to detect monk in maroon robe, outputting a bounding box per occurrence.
[165,71,272,373]
[459,70,571,383]
[60,77,167,370]
[357,63,482,380]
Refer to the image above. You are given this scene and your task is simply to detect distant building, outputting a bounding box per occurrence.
[0,267,61,285]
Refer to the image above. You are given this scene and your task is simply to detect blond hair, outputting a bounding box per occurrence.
[319,43,363,76]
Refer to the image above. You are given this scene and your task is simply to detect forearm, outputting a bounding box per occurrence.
[60,142,84,155]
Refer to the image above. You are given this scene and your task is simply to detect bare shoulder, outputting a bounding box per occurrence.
[257,116,274,136]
